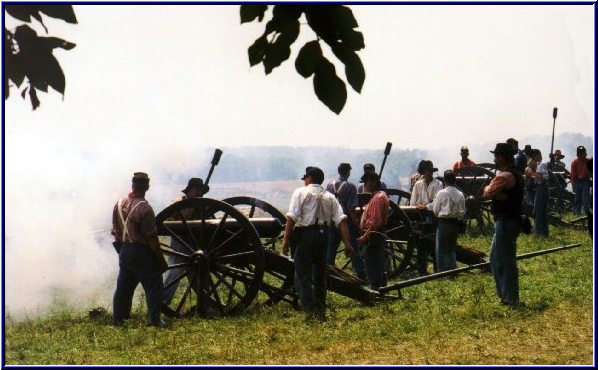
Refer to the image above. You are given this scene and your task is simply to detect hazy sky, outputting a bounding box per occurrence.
[4,5,595,149]
[2,4,595,315]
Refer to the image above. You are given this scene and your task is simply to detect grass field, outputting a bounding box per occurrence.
[4,223,594,365]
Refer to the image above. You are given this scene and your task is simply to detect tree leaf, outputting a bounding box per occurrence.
[328,5,359,30]
[43,36,76,50]
[331,44,365,93]
[44,54,66,94]
[339,30,365,51]
[263,19,300,74]
[295,41,322,78]
[240,5,268,24]
[248,35,268,67]
[313,57,346,114]
[5,6,34,22]
[29,85,40,110]
[38,5,78,24]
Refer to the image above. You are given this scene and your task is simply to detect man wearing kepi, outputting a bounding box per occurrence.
[483,143,524,307]
[112,172,168,326]
[357,171,390,290]
[282,167,354,321]
[426,170,466,272]
[326,163,366,280]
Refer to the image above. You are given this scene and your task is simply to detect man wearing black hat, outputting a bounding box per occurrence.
[282,167,355,320]
[163,177,208,307]
[507,138,527,175]
[483,143,525,307]
[325,163,366,280]
[410,160,442,275]
[112,172,168,326]
[358,163,387,193]
[571,145,591,215]
[357,171,390,290]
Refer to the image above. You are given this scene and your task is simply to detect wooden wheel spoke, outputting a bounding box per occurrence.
[207,212,229,251]
[178,210,201,251]
[166,262,192,270]
[213,270,244,301]
[207,275,225,312]
[175,268,198,315]
[160,244,192,259]
[212,250,256,262]
[249,203,256,218]
[162,223,195,253]
[210,229,244,256]
[214,263,255,283]
[164,269,190,290]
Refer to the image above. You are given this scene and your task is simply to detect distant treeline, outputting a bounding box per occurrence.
[195,146,427,189]
[187,132,592,190]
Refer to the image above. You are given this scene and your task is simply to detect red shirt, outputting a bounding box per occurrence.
[570,157,590,185]
[360,191,390,232]
[453,159,476,171]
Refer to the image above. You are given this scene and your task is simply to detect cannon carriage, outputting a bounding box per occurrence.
[156,196,383,318]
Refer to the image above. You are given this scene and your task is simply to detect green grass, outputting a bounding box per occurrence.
[4,224,593,365]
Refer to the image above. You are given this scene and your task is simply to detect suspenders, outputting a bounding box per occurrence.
[117,197,147,243]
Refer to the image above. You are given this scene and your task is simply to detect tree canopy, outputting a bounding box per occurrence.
[242,5,365,114]
[4,5,77,110]
[5,5,364,113]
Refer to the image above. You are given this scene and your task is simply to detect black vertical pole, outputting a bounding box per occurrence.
[550,107,558,164]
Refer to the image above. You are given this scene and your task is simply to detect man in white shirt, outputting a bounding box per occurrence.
[410,160,443,275]
[425,170,466,272]
[282,167,354,321]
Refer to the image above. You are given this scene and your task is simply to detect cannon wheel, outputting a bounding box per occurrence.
[385,188,411,206]
[453,166,496,232]
[222,196,298,307]
[156,198,265,317]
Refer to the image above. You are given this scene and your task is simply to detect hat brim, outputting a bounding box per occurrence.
[432,167,438,172]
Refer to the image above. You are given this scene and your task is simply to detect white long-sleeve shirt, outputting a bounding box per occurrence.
[427,185,466,219]
[409,178,443,206]
[286,184,347,227]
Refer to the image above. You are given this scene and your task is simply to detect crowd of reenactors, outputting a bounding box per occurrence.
[109,140,592,325]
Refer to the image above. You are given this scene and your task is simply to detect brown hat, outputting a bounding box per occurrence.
[418,160,438,173]
[182,177,204,194]
[132,172,149,184]
[554,150,565,159]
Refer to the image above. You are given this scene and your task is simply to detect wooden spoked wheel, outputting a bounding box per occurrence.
[156,198,265,317]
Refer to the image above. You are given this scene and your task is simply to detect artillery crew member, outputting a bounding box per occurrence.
[532,150,549,237]
[282,167,354,321]
[358,163,387,192]
[571,145,591,215]
[453,145,476,171]
[427,170,466,272]
[410,160,442,275]
[507,138,527,175]
[357,171,390,290]
[410,160,426,191]
[549,149,567,171]
[163,177,208,307]
[325,163,366,280]
[483,143,524,307]
[112,172,168,327]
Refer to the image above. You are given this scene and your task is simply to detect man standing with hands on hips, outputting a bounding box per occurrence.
[282,167,354,321]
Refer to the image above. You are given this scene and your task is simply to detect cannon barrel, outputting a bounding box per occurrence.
[159,217,284,239]
[379,243,582,293]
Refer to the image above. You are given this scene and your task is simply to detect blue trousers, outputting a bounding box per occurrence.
[294,228,328,318]
[490,219,521,306]
[363,234,387,290]
[163,238,194,305]
[435,221,459,272]
[534,182,549,236]
[326,223,366,280]
[113,243,164,326]
[573,180,590,215]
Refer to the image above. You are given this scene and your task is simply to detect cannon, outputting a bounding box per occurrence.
[453,166,495,232]
[156,196,383,318]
